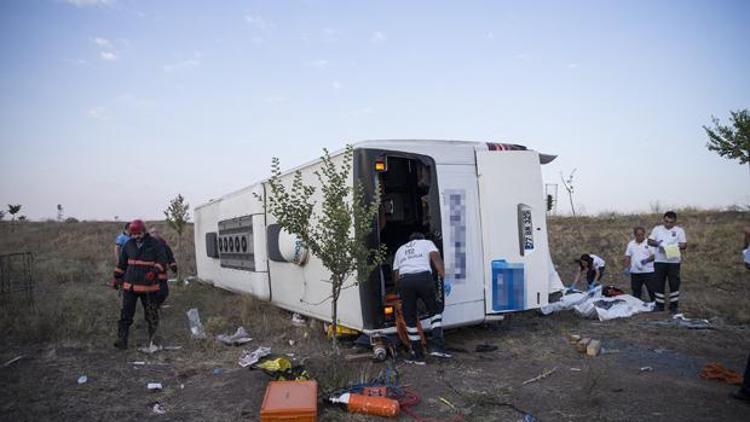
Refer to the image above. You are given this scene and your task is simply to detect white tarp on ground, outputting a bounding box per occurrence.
[540,286,654,321]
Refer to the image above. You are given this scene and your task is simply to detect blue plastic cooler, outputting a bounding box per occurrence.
[491,260,526,311]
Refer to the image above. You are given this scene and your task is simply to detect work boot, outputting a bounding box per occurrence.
[114,326,129,350]
[405,341,426,365]
[429,345,453,359]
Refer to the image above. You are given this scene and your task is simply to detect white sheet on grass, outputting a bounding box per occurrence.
[541,286,654,321]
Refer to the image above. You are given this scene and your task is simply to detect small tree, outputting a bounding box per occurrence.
[164,194,190,280]
[56,204,64,222]
[0,210,5,221]
[559,169,577,217]
[7,204,22,221]
[264,145,386,351]
[703,109,750,174]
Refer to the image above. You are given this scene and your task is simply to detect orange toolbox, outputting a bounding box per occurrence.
[260,380,318,421]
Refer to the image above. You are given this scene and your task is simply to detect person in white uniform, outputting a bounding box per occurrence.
[393,232,449,364]
[624,226,656,301]
[572,253,606,290]
[647,211,687,313]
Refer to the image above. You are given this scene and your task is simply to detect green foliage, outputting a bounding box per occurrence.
[164,194,190,237]
[703,109,750,167]
[7,204,22,221]
[265,145,386,349]
[164,194,191,281]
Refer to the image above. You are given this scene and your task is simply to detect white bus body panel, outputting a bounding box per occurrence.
[194,184,270,300]
[476,150,550,313]
[262,153,365,330]
[436,164,486,328]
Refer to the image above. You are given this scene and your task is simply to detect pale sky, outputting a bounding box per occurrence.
[1,0,748,221]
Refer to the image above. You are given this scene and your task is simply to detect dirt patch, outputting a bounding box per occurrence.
[1,283,748,421]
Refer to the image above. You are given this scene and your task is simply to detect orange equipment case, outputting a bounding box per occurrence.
[260,380,318,421]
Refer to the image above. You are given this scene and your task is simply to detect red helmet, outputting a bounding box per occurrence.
[129,219,146,235]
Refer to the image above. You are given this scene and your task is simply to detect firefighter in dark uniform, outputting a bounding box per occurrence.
[148,227,177,307]
[112,219,167,349]
[393,232,451,364]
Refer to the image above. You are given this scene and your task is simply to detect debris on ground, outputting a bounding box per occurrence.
[260,380,318,420]
[522,367,557,385]
[291,313,306,327]
[147,382,163,391]
[138,343,162,354]
[186,308,207,339]
[216,326,253,346]
[76,375,87,384]
[700,363,742,385]
[475,344,498,353]
[3,355,24,367]
[212,367,224,375]
[439,396,458,411]
[151,402,166,415]
[576,338,591,353]
[255,357,309,380]
[640,366,654,373]
[644,314,713,330]
[238,346,271,368]
[570,367,582,372]
[587,340,602,356]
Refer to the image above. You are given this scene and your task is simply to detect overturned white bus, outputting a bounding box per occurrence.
[194,140,563,342]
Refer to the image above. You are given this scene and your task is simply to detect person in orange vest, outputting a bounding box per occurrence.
[112,219,167,349]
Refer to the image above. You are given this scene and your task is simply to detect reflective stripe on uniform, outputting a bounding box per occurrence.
[431,313,442,328]
[114,268,125,274]
[654,292,665,304]
[123,282,159,293]
[127,259,156,266]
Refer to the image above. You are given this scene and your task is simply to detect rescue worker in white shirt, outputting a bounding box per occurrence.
[572,254,606,290]
[393,232,451,364]
[647,211,687,313]
[623,226,656,301]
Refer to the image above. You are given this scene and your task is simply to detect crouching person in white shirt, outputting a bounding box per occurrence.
[393,232,450,364]
[648,211,687,313]
[624,226,656,301]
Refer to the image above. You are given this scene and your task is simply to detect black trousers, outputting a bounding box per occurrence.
[653,263,681,311]
[118,289,159,340]
[155,281,169,307]
[630,272,654,301]
[398,271,444,350]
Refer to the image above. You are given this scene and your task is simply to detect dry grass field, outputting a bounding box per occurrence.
[0,211,748,421]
